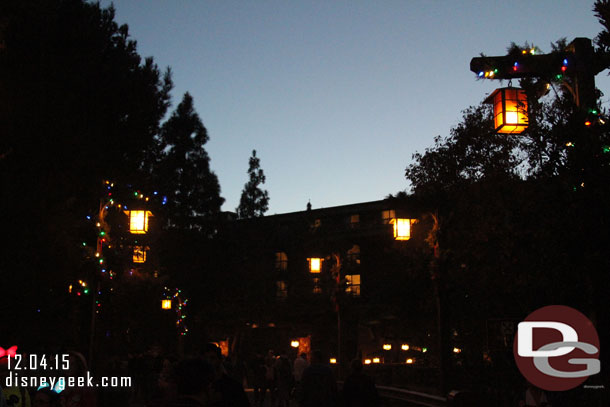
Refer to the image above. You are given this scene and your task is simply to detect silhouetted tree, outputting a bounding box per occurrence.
[236,150,270,218]
[404,29,610,400]
[154,92,224,231]
[0,0,172,342]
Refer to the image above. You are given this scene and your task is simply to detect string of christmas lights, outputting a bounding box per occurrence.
[70,179,188,337]
[162,287,189,336]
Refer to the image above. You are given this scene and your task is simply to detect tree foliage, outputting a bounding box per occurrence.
[236,150,270,218]
[403,7,610,395]
[0,0,172,341]
[154,92,224,230]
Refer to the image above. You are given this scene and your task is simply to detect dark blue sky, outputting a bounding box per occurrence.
[102,1,610,214]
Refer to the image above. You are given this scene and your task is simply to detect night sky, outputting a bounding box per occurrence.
[101,0,610,214]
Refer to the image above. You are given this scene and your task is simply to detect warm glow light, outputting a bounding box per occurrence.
[505,111,519,124]
[383,344,392,350]
[364,359,372,365]
[308,257,323,273]
[329,358,337,364]
[372,358,381,364]
[391,218,413,240]
[161,299,172,310]
[133,246,147,263]
[453,347,462,354]
[125,210,152,234]
[291,340,300,348]
[406,358,414,364]
[486,87,528,134]
[401,344,410,351]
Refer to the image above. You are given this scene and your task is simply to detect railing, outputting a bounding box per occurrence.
[338,381,447,407]
[376,385,447,407]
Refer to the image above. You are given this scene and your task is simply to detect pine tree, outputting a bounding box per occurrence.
[236,150,270,218]
[155,92,224,230]
[0,0,172,336]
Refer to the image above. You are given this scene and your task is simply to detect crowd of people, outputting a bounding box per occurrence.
[1,344,556,407]
[1,346,382,407]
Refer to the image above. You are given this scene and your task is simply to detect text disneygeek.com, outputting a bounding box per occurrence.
[5,372,132,389]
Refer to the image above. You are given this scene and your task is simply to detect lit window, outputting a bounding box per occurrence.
[391,218,414,240]
[133,246,147,263]
[276,281,288,299]
[312,277,322,294]
[125,210,152,234]
[345,274,361,296]
[161,299,172,310]
[349,214,359,228]
[381,210,396,224]
[275,252,288,271]
[308,257,323,273]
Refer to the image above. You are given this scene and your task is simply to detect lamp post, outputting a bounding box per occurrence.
[471,37,605,117]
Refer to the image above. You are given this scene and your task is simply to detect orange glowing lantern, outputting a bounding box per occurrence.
[133,246,147,263]
[161,299,172,310]
[307,257,323,273]
[125,210,152,234]
[390,218,414,241]
[486,87,528,134]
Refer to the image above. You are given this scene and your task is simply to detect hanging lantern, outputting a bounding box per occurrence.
[133,246,147,263]
[124,210,152,234]
[390,218,414,241]
[307,257,323,273]
[485,87,528,134]
[161,299,172,310]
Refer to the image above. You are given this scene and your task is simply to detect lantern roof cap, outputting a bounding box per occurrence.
[123,209,153,216]
[484,86,524,104]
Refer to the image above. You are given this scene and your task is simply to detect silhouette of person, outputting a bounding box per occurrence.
[298,350,337,407]
[202,343,249,407]
[32,388,60,407]
[341,359,379,407]
[166,358,215,407]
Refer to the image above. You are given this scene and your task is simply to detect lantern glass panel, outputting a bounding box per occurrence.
[491,88,528,134]
[391,218,412,240]
[128,210,151,234]
[308,257,322,273]
[133,246,147,263]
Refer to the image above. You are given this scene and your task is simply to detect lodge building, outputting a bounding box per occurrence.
[218,197,437,370]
